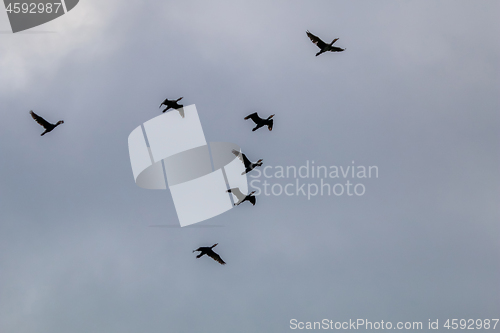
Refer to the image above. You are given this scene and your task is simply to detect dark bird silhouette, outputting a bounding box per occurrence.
[306,30,345,56]
[244,112,274,131]
[232,149,263,175]
[193,243,226,265]
[227,188,256,206]
[29,111,64,136]
[159,97,184,117]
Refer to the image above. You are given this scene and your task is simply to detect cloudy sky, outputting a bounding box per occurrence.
[0,1,498,332]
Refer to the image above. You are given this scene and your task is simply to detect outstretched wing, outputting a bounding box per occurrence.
[241,153,251,167]
[244,112,263,123]
[178,108,185,118]
[248,195,256,206]
[329,46,344,52]
[232,149,251,167]
[207,250,226,265]
[306,30,327,49]
[232,149,241,158]
[232,149,244,163]
[30,111,51,129]
[159,98,169,108]
[227,187,244,201]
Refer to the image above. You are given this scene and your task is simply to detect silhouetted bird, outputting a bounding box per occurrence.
[29,111,64,136]
[159,97,184,116]
[306,30,345,56]
[227,188,256,206]
[244,112,274,131]
[232,149,263,175]
[193,243,226,265]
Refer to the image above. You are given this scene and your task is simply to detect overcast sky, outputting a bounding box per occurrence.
[0,1,499,332]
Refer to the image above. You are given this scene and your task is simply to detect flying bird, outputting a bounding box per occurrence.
[29,111,64,136]
[227,187,256,206]
[232,149,263,175]
[244,112,274,131]
[193,243,226,265]
[306,30,345,56]
[159,97,184,117]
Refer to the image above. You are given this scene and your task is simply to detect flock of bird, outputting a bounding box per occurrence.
[28,30,345,265]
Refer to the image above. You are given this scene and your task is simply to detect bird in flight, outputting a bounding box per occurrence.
[227,187,256,206]
[29,111,64,136]
[232,149,263,175]
[193,243,226,265]
[159,97,184,117]
[244,112,274,131]
[306,30,345,56]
